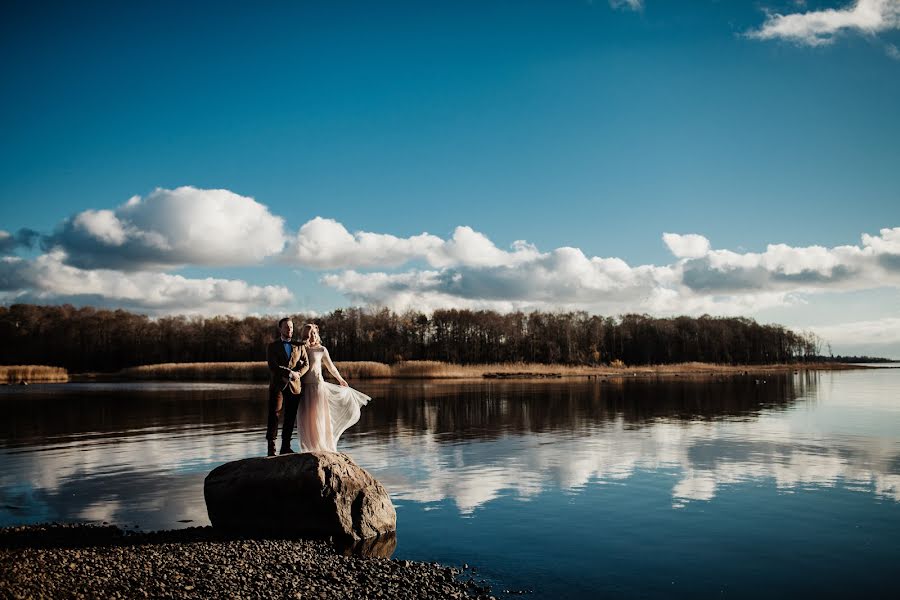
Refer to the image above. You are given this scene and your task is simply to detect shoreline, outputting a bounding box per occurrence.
[2,361,892,385]
[0,523,497,599]
[63,361,889,383]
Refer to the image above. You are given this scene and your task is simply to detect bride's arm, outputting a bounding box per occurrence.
[322,347,348,387]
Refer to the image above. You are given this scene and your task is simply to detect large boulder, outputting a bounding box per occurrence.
[204,452,396,542]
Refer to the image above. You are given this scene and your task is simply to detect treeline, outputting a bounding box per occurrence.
[0,304,826,373]
[812,355,894,364]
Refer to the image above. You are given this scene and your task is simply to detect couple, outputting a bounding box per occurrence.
[265,318,370,457]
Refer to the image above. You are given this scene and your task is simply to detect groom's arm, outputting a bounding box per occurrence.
[266,343,284,379]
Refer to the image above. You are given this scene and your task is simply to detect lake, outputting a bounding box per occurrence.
[2,369,899,598]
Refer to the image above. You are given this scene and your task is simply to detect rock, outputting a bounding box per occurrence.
[204,452,396,542]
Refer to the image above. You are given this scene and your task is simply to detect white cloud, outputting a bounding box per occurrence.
[8,185,900,324]
[427,226,541,268]
[662,232,711,259]
[747,0,900,46]
[0,249,291,315]
[48,186,287,269]
[321,226,900,316]
[282,219,540,270]
[682,228,900,294]
[321,247,675,314]
[71,209,129,246]
[283,217,444,269]
[861,225,900,253]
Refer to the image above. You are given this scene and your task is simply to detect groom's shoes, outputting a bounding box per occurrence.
[267,440,276,457]
[279,446,295,455]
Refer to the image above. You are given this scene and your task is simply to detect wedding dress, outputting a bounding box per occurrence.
[296,345,370,452]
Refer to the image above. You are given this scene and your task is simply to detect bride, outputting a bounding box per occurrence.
[295,323,370,452]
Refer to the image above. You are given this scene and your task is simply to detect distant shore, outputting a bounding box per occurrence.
[48,360,887,383]
[0,523,495,599]
[3,360,890,385]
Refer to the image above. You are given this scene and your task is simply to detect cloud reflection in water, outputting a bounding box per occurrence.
[1,372,899,528]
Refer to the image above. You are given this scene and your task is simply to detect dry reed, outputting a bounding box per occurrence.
[118,362,270,381]
[389,361,471,378]
[1,365,69,384]
[117,361,394,381]
[333,361,392,378]
[389,361,592,378]
[113,359,868,381]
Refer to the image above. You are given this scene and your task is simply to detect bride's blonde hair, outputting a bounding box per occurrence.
[299,323,321,346]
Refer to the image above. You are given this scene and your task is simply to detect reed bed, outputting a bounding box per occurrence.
[389,361,594,378]
[367,360,864,378]
[333,361,393,378]
[0,365,69,384]
[118,362,270,381]
[112,359,867,381]
[389,361,472,378]
[640,361,863,375]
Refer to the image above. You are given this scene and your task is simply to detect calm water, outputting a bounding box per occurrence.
[2,370,899,598]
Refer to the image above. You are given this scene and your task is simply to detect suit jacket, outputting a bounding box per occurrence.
[266,339,310,396]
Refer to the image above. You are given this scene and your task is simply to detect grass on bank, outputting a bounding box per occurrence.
[108,359,866,381]
[0,365,69,384]
[118,362,270,381]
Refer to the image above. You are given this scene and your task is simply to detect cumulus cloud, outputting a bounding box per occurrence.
[680,228,900,293]
[320,226,900,316]
[282,218,540,270]
[322,248,673,315]
[283,217,444,269]
[0,249,291,315]
[7,185,900,323]
[662,232,711,259]
[46,186,287,269]
[746,0,900,46]
[428,226,541,268]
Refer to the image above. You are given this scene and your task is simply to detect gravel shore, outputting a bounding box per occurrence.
[0,524,497,599]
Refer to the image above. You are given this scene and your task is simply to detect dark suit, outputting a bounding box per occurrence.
[266,339,310,450]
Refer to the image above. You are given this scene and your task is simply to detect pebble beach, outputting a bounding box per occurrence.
[0,524,497,599]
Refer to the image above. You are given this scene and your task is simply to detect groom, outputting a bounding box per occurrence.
[265,317,309,457]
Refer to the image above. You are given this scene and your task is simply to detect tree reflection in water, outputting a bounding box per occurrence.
[2,371,899,528]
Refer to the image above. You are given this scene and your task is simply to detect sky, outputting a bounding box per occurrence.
[1,0,899,358]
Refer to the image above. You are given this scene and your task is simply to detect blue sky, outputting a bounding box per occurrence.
[2,1,899,357]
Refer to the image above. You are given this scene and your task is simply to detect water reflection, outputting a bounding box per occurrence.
[355,374,812,439]
[1,373,899,528]
[346,373,900,511]
[0,382,265,445]
[335,531,398,558]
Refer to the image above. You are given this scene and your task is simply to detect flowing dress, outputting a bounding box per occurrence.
[296,345,370,452]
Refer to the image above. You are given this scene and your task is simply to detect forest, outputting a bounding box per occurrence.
[0,304,829,373]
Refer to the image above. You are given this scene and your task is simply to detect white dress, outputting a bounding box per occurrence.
[297,345,370,452]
